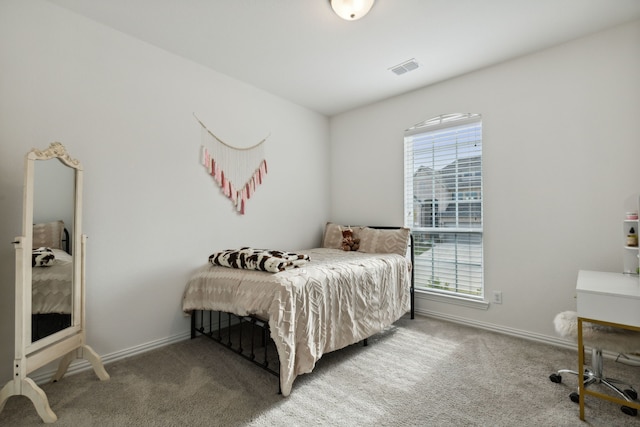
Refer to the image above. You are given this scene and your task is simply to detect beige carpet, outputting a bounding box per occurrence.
[1,315,640,426]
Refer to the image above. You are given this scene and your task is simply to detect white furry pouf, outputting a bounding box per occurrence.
[554,311,640,354]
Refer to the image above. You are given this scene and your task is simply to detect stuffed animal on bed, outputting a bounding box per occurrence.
[340,227,360,251]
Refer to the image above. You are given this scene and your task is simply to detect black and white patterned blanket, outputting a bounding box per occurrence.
[32,247,55,267]
[209,247,310,273]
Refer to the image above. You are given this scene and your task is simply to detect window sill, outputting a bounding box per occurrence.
[415,289,490,310]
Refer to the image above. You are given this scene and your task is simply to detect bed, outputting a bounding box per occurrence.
[31,220,72,340]
[182,224,414,396]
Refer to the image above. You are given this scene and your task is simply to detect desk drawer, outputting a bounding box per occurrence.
[577,290,640,328]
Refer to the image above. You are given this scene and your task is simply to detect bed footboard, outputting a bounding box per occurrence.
[191,310,281,392]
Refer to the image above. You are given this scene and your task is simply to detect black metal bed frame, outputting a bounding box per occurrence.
[190,228,415,393]
[32,313,71,341]
[190,310,281,385]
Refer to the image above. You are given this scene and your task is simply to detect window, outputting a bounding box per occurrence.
[404,113,483,299]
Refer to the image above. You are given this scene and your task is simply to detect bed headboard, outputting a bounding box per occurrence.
[368,226,414,319]
[321,222,414,319]
[62,227,70,254]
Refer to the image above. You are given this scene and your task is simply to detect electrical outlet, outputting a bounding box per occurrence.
[492,290,503,304]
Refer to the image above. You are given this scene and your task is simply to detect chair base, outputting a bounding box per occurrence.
[550,348,638,416]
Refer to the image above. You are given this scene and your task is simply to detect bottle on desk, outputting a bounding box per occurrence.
[627,227,638,247]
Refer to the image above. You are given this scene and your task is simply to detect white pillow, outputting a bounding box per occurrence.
[357,227,410,256]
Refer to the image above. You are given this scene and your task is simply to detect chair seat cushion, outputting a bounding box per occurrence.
[554,310,640,354]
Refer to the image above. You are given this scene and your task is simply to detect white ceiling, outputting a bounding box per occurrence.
[47,0,640,116]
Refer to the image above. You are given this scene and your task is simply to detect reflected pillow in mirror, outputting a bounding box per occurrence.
[33,220,64,250]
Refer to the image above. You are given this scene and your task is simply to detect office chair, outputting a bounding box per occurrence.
[549,310,640,416]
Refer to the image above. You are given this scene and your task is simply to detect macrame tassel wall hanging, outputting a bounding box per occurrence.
[195,114,268,214]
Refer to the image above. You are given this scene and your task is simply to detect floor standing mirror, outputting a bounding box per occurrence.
[0,142,109,423]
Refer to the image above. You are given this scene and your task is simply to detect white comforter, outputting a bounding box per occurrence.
[182,247,411,396]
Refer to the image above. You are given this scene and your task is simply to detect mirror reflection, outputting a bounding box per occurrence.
[31,158,75,342]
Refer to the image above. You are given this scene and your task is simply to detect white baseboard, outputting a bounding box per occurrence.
[31,330,192,385]
[416,307,573,348]
[416,308,629,361]
[30,309,625,385]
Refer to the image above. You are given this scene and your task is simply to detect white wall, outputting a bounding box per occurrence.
[0,0,330,382]
[330,20,640,339]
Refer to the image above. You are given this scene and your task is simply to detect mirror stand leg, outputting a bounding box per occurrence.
[52,345,110,383]
[0,379,14,414]
[21,378,57,423]
[51,352,74,382]
[0,378,57,423]
[81,345,110,381]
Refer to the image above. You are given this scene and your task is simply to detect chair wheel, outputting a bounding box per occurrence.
[621,406,638,416]
[570,392,580,403]
[549,373,562,383]
[625,389,638,400]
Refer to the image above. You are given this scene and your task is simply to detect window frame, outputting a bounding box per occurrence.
[404,113,485,305]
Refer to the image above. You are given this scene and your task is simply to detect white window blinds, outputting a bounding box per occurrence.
[404,114,483,298]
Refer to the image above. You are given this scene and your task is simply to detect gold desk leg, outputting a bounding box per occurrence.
[578,317,585,421]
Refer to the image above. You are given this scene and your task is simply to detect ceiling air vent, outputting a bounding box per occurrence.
[390,58,419,76]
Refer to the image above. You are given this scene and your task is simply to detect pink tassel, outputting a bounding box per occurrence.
[221,174,228,197]
[230,182,236,204]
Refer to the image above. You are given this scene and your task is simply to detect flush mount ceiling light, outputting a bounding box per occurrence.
[330,0,375,21]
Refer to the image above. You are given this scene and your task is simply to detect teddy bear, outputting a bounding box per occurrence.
[340,227,360,251]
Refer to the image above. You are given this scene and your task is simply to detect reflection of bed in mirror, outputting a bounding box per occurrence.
[31,220,72,341]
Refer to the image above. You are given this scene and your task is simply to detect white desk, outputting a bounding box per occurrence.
[577,270,640,327]
[575,270,640,420]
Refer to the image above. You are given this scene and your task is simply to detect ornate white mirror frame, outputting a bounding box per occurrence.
[0,142,109,423]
